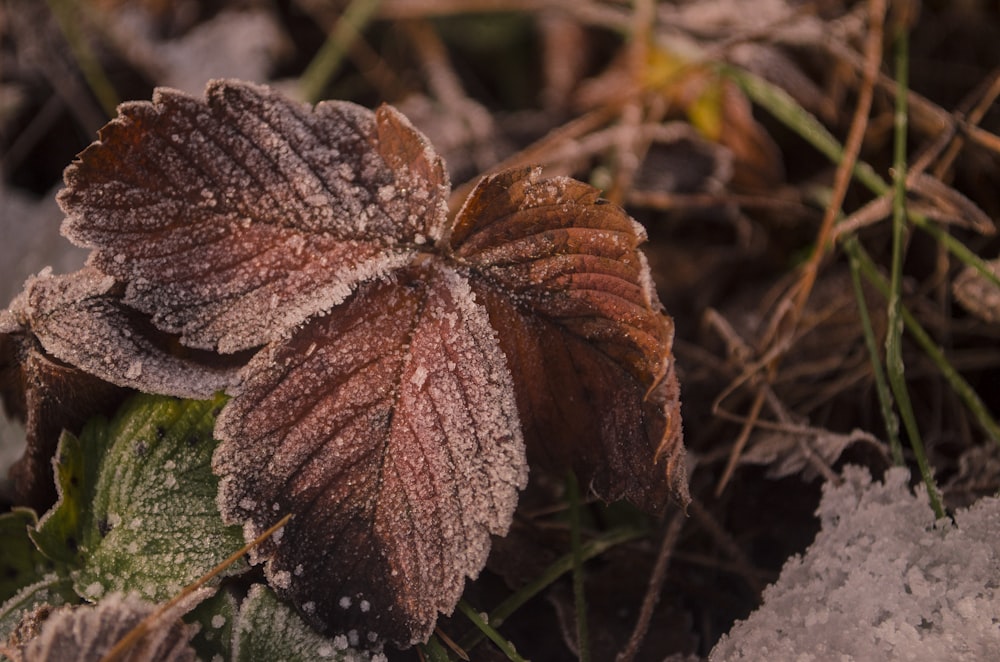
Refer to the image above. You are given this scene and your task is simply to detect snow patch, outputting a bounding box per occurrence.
[711,466,1000,661]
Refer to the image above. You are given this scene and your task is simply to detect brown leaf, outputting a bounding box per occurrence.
[59,81,448,353]
[451,168,687,510]
[213,264,527,646]
[1,267,243,507]
[9,267,241,398]
[15,80,687,647]
[1,322,126,510]
[20,592,200,662]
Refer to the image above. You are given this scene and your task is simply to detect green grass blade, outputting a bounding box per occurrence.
[458,600,528,662]
[46,0,119,117]
[723,66,886,196]
[852,245,1000,447]
[457,525,645,652]
[726,64,1000,294]
[909,215,1000,290]
[299,0,383,103]
[885,19,944,519]
[420,635,455,662]
[845,237,904,465]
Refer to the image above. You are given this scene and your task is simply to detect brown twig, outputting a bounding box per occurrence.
[790,0,887,327]
[615,509,685,662]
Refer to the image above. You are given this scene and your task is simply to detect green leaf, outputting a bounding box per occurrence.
[419,635,454,662]
[185,586,239,662]
[232,584,379,662]
[28,430,90,566]
[31,393,246,603]
[0,574,76,643]
[0,509,57,602]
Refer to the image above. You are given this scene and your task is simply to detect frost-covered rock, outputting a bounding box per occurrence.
[711,466,1000,661]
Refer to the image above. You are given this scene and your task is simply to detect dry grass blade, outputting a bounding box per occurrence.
[99,514,293,662]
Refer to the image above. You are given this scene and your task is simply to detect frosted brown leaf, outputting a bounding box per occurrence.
[3,79,687,648]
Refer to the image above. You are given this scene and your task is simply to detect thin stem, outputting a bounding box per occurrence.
[790,0,886,322]
[852,246,1000,447]
[845,237,904,465]
[46,0,119,117]
[299,0,383,104]
[458,600,528,662]
[615,510,685,662]
[884,16,944,519]
[457,526,646,652]
[101,514,292,662]
[567,472,590,662]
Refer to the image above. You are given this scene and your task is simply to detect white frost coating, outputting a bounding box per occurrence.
[24,591,200,661]
[211,614,226,629]
[246,250,413,355]
[372,264,527,642]
[377,184,396,202]
[409,365,428,388]
[84,582,105,598]
[635,250,661,310]
[711,466,1000,661]
[339,596,352,609]
[233,584,375,661]
[21,268,240,398]
[270,569,292,590]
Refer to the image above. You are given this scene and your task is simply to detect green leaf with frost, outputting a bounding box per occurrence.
[0,574,76,643]
[186,586,238,661]
[28,431,90,566]
[0,509,57,602]
[232,584,383,662]
[30,393,246,603]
